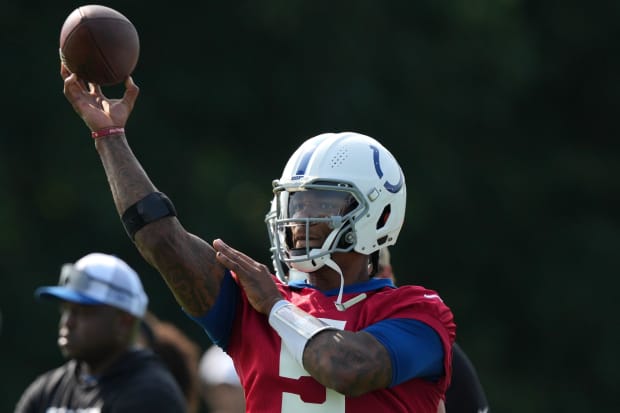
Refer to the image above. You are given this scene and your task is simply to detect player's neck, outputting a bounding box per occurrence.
[79,346,133,377]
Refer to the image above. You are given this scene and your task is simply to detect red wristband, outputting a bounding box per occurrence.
[91,127,125,139]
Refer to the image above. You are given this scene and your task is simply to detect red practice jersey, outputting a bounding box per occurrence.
[193,273,456,413]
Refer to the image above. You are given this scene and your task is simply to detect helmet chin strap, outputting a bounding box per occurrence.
[324,258,367,311]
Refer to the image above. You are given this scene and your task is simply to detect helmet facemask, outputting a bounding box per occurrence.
[267,181,367,282]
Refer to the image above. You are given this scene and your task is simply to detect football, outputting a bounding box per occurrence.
[59,5,140,86]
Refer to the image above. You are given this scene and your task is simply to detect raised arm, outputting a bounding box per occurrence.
[61,65,224,316]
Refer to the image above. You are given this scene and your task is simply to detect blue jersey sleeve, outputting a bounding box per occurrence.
[185,270,240,350]
[363,318,444,386]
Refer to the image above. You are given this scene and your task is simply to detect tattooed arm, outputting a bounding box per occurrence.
[302,330,392,396]
[61,67,224,316]
[95,135,223,315]
[301,319,445,397]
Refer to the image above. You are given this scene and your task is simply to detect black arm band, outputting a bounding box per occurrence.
[121,192,177,240]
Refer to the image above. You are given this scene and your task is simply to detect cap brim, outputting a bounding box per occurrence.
[35,286,103,305]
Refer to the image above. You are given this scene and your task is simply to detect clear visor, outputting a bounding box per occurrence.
[276,189,360,258]
[285,190,358,220]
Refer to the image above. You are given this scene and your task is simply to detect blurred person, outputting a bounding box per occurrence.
[60,66,456,412]
[14,252,186,413]
[198,345,245,413]
[446,345,489,413]
[376,248,490,413]
[139,312,202,413]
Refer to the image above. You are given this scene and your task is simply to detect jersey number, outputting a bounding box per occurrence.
[279,319,346,413]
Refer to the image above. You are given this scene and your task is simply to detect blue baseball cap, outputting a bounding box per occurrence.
[35,253,148,318]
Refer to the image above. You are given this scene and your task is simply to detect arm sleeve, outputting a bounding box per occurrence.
[363,318,445,386]
[185,270,240,349]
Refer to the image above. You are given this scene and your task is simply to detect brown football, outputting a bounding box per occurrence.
[59,5,140,86]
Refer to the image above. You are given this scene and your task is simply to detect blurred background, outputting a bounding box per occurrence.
[1,0,618,412]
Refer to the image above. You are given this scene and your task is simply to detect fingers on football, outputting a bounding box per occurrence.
[63,73,85,99]
[121,77,139,110]
[60,63,71,79]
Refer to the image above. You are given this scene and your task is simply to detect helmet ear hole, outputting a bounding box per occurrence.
[376,205,391,230]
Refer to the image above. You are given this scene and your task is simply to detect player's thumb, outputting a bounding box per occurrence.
[123,76,140,110]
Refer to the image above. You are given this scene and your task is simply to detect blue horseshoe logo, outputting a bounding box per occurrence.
[371,145,403,193]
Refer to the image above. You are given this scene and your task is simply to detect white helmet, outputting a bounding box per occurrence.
[266,132,406,283]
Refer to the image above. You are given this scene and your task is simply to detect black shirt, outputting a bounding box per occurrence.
[446,343,489,413]
[14,349,186,413]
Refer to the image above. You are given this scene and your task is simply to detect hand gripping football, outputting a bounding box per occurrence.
[59,5,140,86]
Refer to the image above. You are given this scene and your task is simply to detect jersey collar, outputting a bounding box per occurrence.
[288,277,395,296]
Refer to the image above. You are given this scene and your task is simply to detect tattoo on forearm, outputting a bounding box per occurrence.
[96,135,157,213]
[304,330,392,395]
